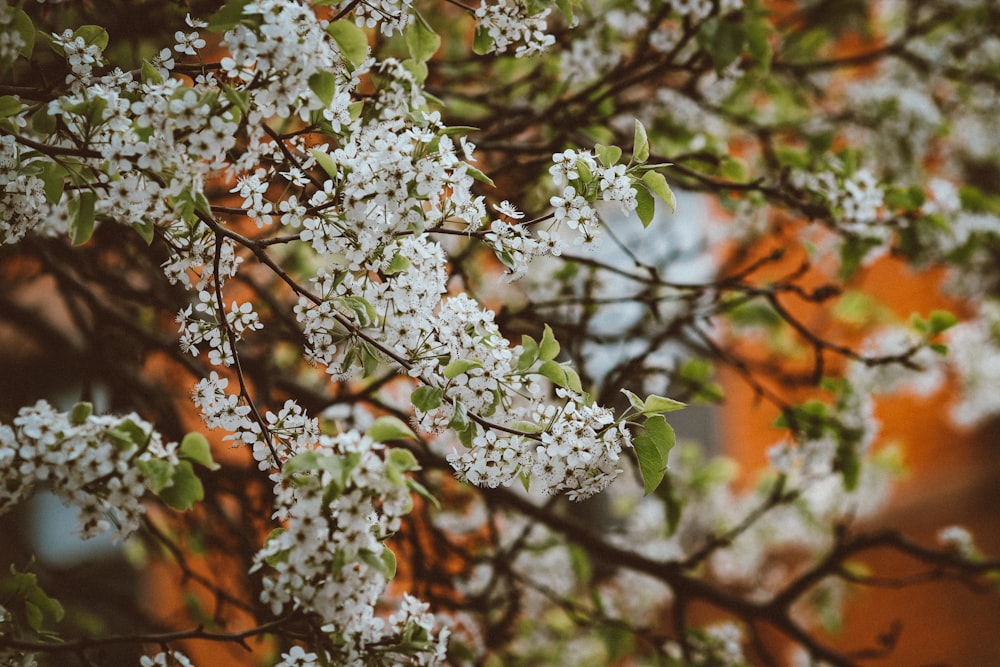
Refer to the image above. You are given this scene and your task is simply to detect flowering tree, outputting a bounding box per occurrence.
[2,0,1000,665]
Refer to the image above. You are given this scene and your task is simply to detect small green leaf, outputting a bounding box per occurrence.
[407,477,441,511]
[69,401,93,425]
[114,418,150,449]
[158,460,204,511]
[381,546,397,579]
[621,389,646,413]
[594,143,622,168]
[928,310,958,335]
[71,190,97,245]
[633,120,649,163]
[404,12,441,63]
[473,25,494,55]
[327,19,369,67]
[539,360,583,393]
[518,335,539,370]
[221,82,249,114]
[400,59,428,85]
[0,95,22,117]
[284,450,320,476]
[74,25,109,51]
[207,0,253,32]
[634,183,655,227]
[556,0,576,24]
[388,447,420,472]
[139,458,174,493]
[11,10,35,59]
[367,415,417,443]
[444,358,482,379]
[644,415,676,462]
[643,394,686,414]
[745,18,772,71]
[0,566,64,634]
[308,70,337,107]
[309,148,339,178]
[539,323,560,361]
[642,170,676,212]
[385,252,411,275]
[835,442,861,491]
[411,385,443,412]
[141,60,164,85]
[133,218,155,245]
[705,19,744,73]
[181,432,220,470]
[30,108,56,135]
[38,161,65,204]
[463,163,495,187]
[634,435,666,495]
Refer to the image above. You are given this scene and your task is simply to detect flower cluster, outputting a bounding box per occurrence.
[474,0,556,57]
[252,431,447,666]
[0,401,179,538]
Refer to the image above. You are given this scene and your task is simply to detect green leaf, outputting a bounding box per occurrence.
[407,477,441,511]
[181,432,220,470]
[74,25,109,51]
[158,460,204,511]
[0,95,22,117]
[207,0,253,32]
[309,148,338,180]
[706,19,744,73]
[133,218,155,245]
[327,19,369,67]
[633,120,649,163]
[69,401,92,425]
[221,82,249,114]
[141,60,164,85]
[634,435,666,495]
[634,183,655,227]
[621,389,646,413]
[29,108,55,136]
[444,358,482,379]
[400,58,428,85]
[643,394,686,414]
[308,70,337,107]
[594,143,622,168]
[556,0,577,24]
[838,236,882,280]
[11,10,35,59]
[284,450,320,476]
[411,385,443,412]
[0,566,64,634]
[389,447,420,473]
[745,18,772,71]
[518,335,539,370]
[381,546,397,579]
[114,418,150,449]
[38,161,66,204]
[641,170,676,212]
[385,252,411,275]
[367,415,417,443]
[473,25,494,55]
[634,416,675,495]
[539,360,583,393]
[71,190,97,245]
[463,163,495,187]
[928,310,958,335]
[539,324,560,361]
[835,442,861,491]
[645,415,676,460]
[139,458,174,493]
[404,12,441,63]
